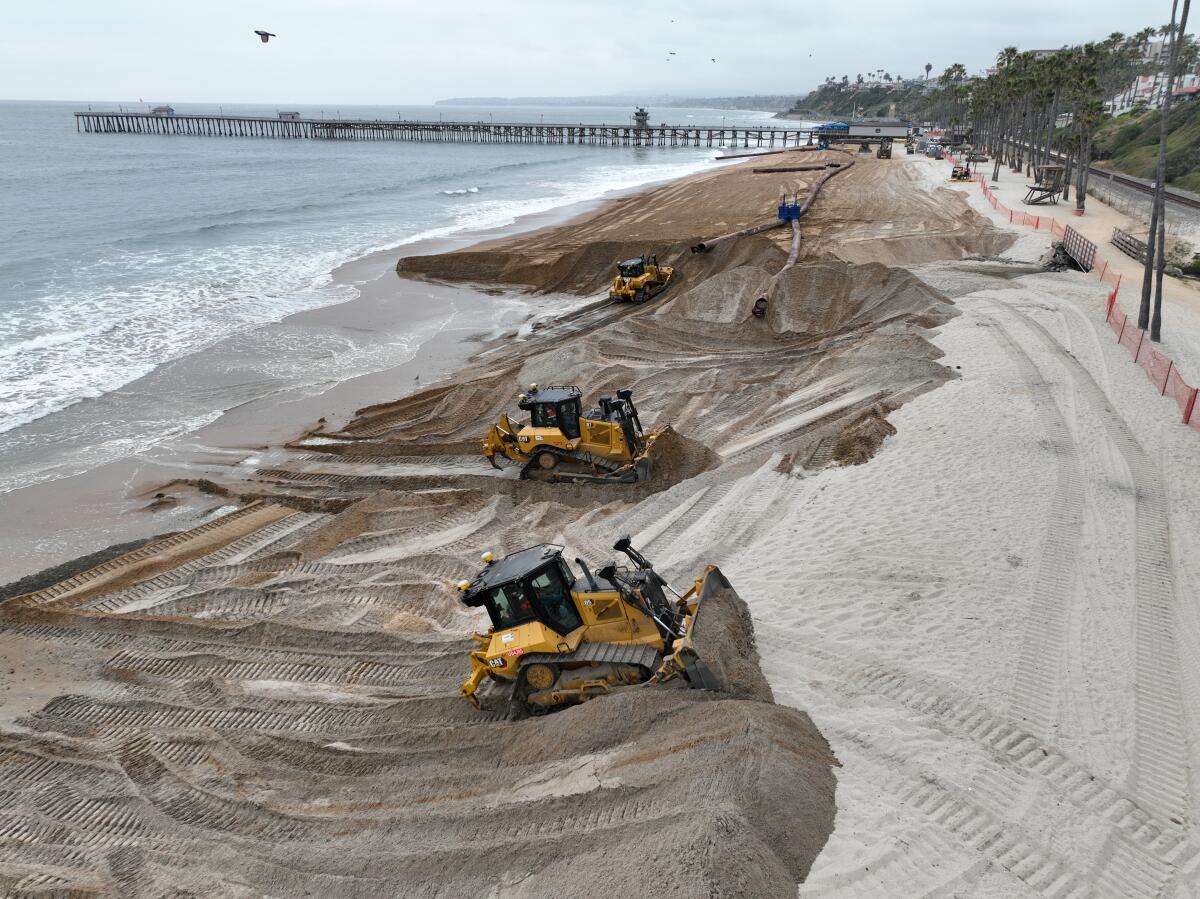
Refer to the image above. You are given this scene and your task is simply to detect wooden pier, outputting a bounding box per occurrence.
[74,111,814,149]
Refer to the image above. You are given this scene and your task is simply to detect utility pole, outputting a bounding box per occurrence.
[1139,0,1191,340]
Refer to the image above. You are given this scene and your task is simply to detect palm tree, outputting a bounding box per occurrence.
[925,62,932,80]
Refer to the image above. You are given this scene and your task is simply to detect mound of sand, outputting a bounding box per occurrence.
[0,554,835,899]
[832,403,898,465]
[653,258,956,341]
[766,260,955,336]
[655,264,775,325]
[398,239,697,296]
[650,426,721,489]
[688,568,773,702]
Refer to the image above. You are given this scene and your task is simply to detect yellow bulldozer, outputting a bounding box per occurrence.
[457,537,725,714]
[482,384,657,483]
[608,254,673,302]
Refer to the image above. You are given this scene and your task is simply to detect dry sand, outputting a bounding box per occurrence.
[7,147,1194,897]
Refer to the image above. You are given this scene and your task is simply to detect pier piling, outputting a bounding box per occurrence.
[73,111,814,149]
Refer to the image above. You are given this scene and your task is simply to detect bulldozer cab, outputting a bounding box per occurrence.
[462,545,585,636]
[518,386,582,439]
[618,257,646,279]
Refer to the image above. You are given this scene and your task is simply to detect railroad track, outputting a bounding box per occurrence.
[1008,143,1200,213]
[1087,165,1200,213]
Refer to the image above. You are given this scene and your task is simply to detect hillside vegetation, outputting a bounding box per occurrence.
[1093,100,1200,193]
[784,82,937,121]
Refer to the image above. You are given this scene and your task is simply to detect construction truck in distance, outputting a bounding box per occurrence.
[608,254,673,302]
[482,384,657,483]
[457,537,725,714]
[950,156,975,181]
[877,138,893,159]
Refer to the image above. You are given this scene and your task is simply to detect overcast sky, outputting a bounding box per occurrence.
[0,1,1186,105]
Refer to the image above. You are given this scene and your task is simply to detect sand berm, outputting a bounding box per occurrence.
[0,148,1015,896]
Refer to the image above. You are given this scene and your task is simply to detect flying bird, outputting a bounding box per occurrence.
[711,57,717,62]
[254,30,276,43]
[669,51,676,55]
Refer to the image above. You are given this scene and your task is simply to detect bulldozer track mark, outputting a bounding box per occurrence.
[6,504,272,609]
[1001,306,1189,823]
[1,621,454,676]
[254,469,401,490]
[805,435,837,469]
[107,650,453,689]
[324,507,490,560]
[29,695,508,737]
[978,309,1085,737]
[644,482,737,555]
[133,589,292,621]
[500,796,675,843]
[74,511,322,614]
[828,726,1128,899]
[720,386,895,464]
[782,640,1200,894]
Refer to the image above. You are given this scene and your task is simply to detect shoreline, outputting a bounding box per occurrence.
[0,154,740,586]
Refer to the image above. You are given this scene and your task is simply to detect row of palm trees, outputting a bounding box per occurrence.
[969,42,1118,214]
[820,71,905,88]
[961,19,1193,341]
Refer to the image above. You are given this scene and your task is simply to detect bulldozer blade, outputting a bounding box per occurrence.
[660,565,734,692]
[681,648,722,691]
[635,456,652,482]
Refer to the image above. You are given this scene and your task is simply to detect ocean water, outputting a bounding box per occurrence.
[0,100,783,493]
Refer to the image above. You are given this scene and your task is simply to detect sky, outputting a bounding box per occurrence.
[0,0,1187,105]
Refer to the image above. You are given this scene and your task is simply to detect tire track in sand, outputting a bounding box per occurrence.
[791,641,1200,898]
[975,307,1085,738]
[996,305,1190,826]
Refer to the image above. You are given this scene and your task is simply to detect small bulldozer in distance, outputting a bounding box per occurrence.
[457,537,724,714]
[482,384,656,483]
[876,138,893,159]
[609,254,673,302]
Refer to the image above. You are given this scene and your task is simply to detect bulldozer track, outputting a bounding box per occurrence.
[977,308,1085,737]
[59,511,321,615]
[518,446,628,483]
[828,726,1103,899]
[255,469,401,490]
[1005,307,1190,824]
[644,481,737,557]
[498,795,675,843]
[520,641,661,673]
[6,503,272,609]
[107,649,457,689]
[821,649,1197,874]
[720,386,894,463]
[769,620,1199,898]
[1,621,453,668]
[805,435,837,468]
[28,694,510,737]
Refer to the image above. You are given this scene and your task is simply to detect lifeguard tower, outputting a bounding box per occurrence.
[1024,165,1064,205]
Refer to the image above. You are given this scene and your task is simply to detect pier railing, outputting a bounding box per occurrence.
[74,111,813,148]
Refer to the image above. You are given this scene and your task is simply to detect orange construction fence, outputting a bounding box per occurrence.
[940,150,1200,430]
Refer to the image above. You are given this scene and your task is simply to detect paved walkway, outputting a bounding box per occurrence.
[938,155,1200,381]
